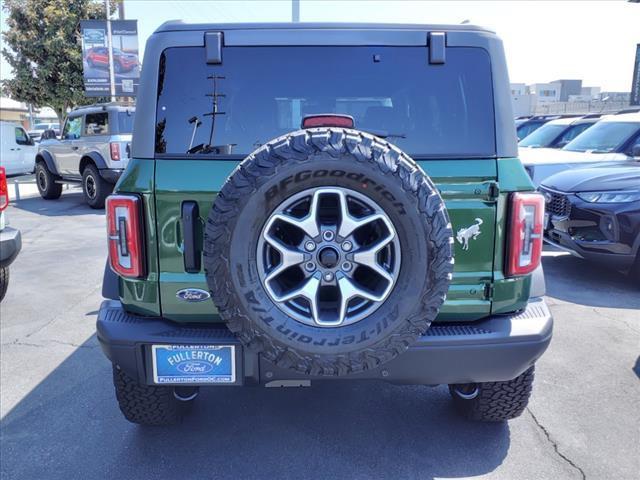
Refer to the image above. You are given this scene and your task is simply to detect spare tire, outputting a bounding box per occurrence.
[204,128,453,376]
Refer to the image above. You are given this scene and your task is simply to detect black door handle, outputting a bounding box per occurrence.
[181,201,201,273]
[72,146,79,150]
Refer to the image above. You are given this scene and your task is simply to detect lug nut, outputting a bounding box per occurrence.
[323,272,334,282]
[304,241,316,251]
[305,262,316,272]
[322,231,335,241]
[341,241,352,252]
[342,261,352,271]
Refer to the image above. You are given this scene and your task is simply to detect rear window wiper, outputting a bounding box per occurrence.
[361,128,406,139]
[187,143,236,155]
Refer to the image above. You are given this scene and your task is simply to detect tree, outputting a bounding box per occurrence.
[1,0,114,123]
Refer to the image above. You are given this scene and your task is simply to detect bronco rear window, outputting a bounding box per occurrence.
[155,46,495,158]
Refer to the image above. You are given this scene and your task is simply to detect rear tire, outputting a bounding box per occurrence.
[35,162,62,200]
[630,254,640,287]
[112,366,194,426]
[449,366,535,422]
[82,164,112,209]
[0,267,9,302]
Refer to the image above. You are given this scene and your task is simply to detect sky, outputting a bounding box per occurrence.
[1,0,639,92]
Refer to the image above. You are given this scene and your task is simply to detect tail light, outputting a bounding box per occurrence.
[106,195,144,278]
[110,142,121,161]
[506,192,544,276]
[302,114,354,129]
[0,167,8,211]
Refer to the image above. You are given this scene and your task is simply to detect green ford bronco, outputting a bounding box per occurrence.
[97,22,552,425]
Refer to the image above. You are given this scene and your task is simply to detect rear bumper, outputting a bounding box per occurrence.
[99,169,124,184]
[544,233,635,270]
[97,298,553,386]
[0,227,22,268]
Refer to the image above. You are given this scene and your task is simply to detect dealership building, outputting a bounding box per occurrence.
[510,80,631,116]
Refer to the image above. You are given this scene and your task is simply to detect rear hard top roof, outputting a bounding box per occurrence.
[155,21,495,35]
[131,21,517,159]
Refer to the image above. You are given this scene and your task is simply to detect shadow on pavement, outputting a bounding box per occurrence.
[10,191,105,218]
[542,253,640,310]
[1,334,510,480]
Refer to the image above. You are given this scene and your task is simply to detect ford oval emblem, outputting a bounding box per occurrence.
[176,361,214,374]
[176,288,211,302]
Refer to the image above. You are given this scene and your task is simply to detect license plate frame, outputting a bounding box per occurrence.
[151,344,238,385]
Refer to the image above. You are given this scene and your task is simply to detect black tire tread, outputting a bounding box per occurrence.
[449,366,535,422]
[0,267,8,302]
[83,164,112,209]
[204,128,454,376]
[112,366,183,426]
[36,162,63,200]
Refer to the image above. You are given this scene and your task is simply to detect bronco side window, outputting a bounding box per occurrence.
[85,112,109,136]
[62,116,82,140]
[155,46,496,158]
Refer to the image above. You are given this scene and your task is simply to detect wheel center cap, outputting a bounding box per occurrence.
[318,247,339,268]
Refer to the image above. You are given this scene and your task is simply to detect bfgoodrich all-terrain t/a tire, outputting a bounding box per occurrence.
[449,366,535,422]
[204,128,454,376]
[112,366,192,426]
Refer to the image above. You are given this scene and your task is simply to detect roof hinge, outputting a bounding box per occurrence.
[488,182,500,200]
[205,32,223,64]
[484,283,494,300]
[428,32,446,64]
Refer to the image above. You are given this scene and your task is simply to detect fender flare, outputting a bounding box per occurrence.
[35,150,60,176]
[80,151,109,172]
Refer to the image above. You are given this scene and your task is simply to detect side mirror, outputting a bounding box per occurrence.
[632,145,640,158]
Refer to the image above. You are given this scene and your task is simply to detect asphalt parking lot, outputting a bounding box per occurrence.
[1,189,638,480]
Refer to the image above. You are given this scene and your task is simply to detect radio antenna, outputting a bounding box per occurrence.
[204,75,226,147]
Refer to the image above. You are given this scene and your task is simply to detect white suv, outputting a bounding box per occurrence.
[520,112,640,186]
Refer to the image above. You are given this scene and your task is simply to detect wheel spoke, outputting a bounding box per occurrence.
[263,233,306,282]
[272,275,321,324]
[336,190,387,239]
[337,275,385,325]
[269,190,321,238]
[352,229,395,283]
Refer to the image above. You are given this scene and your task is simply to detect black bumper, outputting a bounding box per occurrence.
[97,298,553,386]
[0,226,22,268]
[99,169,124,184]
[543,192,639,271]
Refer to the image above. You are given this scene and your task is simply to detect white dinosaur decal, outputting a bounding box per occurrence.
[456,218,483,251]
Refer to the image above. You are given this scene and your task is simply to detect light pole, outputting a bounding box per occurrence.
[292,0,300,22]
[105,0,116,102]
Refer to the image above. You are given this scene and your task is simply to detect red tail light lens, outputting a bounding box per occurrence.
[106,195,144,278]
[506,192,545,276]
[110,142,121,161]
[302,114,354,129]
[0,167,8,211]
